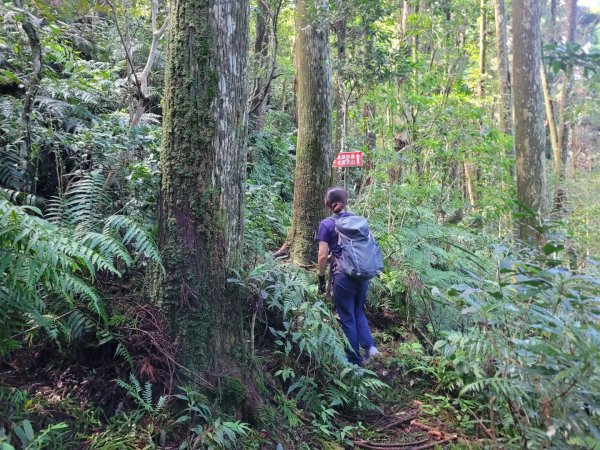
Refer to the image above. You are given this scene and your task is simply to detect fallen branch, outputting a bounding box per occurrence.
[409,435,457,450]
[377,413,419,432]
[354,438,429,449]
[409,420,458,449]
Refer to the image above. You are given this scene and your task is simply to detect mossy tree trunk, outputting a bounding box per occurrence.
[512,0,547,243]
[287,0,333,265]
[151,0,249,380]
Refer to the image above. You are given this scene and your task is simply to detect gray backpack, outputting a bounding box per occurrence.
[330,214,384,280]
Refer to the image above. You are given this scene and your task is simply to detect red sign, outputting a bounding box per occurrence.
[332,151,363,168]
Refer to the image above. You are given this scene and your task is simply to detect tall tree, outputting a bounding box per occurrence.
[248,0,283,131]
[541,58,561,174]
[287,0,333,264]
[557,0,578,172]
[478,0,487,97]
[512,0,547,242]
[151,0,249,380]
[14,0,42,192]
[332,0,347,156]
[493,0,511,135]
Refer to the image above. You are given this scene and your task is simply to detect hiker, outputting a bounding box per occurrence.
[317,187,381,367]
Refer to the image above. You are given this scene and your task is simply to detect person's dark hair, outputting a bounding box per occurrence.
[325,187,348,214]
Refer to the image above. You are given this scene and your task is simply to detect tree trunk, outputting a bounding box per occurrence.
[151,0,249,387]
[287,0,333,265]
[541,59,561,174]
[401,0,410,38]
[557,0,577,173]
[248,1,269,131]
[248,0,282,131]
[131,0,169,127]
[333,0,347,155]
[493,0,511,136]
[512,0,547,243]
[15,0,42,193]
[478,0,487,97]
[463,161,475,207]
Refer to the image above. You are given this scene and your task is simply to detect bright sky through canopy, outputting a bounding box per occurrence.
[579,0,600,7]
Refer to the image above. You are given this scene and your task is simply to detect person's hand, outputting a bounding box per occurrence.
[318,275,326,294]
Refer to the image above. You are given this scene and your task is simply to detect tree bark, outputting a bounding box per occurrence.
[557,0,577,173]
[14,0,42,193]
[493,0,511,136]
[401,0,410,38]
[463,161,475,207]
[541,58,560,174]
[151,0,249,385]
[248,0,282,131]
[512,0,547,242]
[131,0,169,127]
[332,0,347,156]
[478,0,487,97]
[287,0,333,265]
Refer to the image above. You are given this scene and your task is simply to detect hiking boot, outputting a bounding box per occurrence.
[364,346,381,365]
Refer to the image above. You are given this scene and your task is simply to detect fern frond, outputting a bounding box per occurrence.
[103,214,160,263]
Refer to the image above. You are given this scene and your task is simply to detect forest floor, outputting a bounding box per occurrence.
[0,307,479,450]
[335,335,478,450]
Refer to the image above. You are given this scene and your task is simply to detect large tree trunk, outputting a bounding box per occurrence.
[557,0,577,174]
[512,0,547,243]
[493,0,511,136]
[287,0,333,265]
[151,0,249,385]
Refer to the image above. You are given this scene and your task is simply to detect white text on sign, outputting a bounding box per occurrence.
[332,151,363,168]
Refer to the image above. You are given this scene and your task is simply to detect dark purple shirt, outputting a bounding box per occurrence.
[317,211,352,267]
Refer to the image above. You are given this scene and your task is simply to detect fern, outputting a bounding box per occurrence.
[116,373,167,416]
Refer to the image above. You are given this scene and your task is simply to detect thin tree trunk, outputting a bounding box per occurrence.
[287,0,333,265]
[14,0,42,192]
[248,0,283,131]
[557,0,577,172]
[512,0,547,242]
[131,0,169,126]
[463,161,475,207]
[493,0,511,135]
[333,0,347,155]
[401,0,410,38]
[151,0,249,384]
[541,58,560,174]
[478,0,487,97]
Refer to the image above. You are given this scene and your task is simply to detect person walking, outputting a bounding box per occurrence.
[316,187,380,367]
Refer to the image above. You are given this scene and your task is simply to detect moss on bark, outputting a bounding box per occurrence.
[151,0,250,378]
[287,0,333,265]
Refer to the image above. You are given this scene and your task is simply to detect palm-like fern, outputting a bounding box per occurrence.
[0,170,160,354]
[0,198,112,353]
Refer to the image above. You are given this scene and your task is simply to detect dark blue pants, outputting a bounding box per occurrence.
[333,272,375,366]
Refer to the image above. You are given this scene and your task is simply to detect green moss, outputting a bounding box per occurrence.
[256,403,279,432]
[219,376,247,411]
